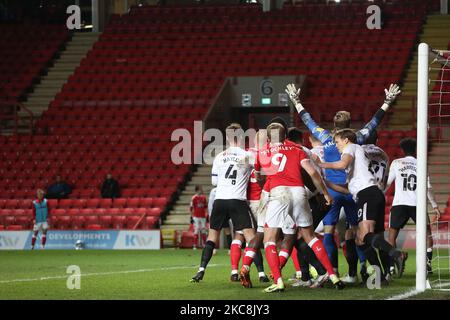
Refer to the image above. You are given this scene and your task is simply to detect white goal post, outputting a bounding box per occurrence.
[416,43,429,292]
[417,43,450,292]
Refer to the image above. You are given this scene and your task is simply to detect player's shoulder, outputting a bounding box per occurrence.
[343,143,357,153]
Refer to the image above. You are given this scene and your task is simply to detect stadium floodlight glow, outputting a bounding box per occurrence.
[416,43,429,293]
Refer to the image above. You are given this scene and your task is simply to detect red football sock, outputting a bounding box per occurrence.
[230,240,242,271]
[242,247,256,269]
[278,249,290,270]
[291,247,301,272]
[265,242,281,283]
[309,237,335,276]
[193,233,199,247]
[41,235,47,246]
[31,235,36,247]
[201,232,207,247]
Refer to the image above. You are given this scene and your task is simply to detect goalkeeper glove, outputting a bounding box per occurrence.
[285,83,303,112]
[384,83,401,106]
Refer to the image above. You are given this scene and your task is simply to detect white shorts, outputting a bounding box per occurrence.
[247,200,264,233]
[33,221,49,232]
[304,186,318,200]
[192,217,206,234]
[265,186,312,235]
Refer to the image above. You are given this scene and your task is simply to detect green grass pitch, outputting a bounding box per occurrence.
[0,249,449,300]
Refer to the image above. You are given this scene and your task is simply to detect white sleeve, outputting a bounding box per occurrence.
[385,160,396,192]
[211,158,218,186]
[427,177,438,209]
[208,189,216,215]
[342,144,356,158]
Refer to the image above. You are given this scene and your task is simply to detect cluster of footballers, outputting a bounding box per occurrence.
[190,82,442,293]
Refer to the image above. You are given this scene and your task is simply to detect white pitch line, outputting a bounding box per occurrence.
[386,288,421,300]
[0,264,223,284]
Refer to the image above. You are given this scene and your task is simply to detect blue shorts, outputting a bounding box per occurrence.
[322,188,358,227]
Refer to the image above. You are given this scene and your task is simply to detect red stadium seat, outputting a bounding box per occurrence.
[135,208,147,216]
[72,199,87,209]
[52,208,66,216]
[153,197,167,208]
[126,216,141,229]
[47,199,58,209]
[18,199,32,209]
[99,215,112,228]
[144,216,159,229]
[112,216,126,229]
[71,216,85,230]
[86,224,103,230]
[7,225,23,231]
[16,216,32,229]
[67,208,80,216]
[99,199,112,208]
[139,198,153,208]
[127,198,140,208]
[122,208,135,216]
[58,216,71,229]
[85,216,99,226]
[5,200,19,209]
[113,198,127,208]
[59,199,74,209]
[148,208,162,217]
[86,199,100,208]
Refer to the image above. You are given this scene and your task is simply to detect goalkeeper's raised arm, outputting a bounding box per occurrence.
[285,83,331,144]
[356,83,401,144]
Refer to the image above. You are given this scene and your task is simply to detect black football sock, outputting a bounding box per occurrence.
[253,249,265,273]
[364,232,399,258]
[378,250,391,277]
[226,234,232,249]
[345,239,358,277]
[200,240,216,269]
[299,238,327,276]
[358,243,382,271]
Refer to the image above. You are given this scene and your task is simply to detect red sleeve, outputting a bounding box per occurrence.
[299,148,308,163]
[46,201,50,217]
[254,152,261,172]
[32,201,36,219]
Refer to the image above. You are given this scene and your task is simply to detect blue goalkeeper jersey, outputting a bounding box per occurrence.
[299,109,385,185]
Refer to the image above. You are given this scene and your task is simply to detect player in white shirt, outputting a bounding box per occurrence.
[320,129,408,281]
[191,123,257,283]
[309,134,325,163]
[385,138,442,274]
[362,130,390,191]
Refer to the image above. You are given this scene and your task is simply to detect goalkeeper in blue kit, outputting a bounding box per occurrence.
[285,83,401,283]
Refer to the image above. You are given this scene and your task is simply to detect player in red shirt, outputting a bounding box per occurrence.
[190,185,208,249]
[254,123,343,292]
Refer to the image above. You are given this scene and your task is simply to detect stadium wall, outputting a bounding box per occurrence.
[0,230,161,250]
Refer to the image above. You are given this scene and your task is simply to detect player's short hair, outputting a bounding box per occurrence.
[267,123,286,143]
[268,116,288,133]
[333,111,351,129]
[195,185,202,192]
[365,130,378,145]
[399,138,416,155]
[225,123,244,145]
[287,127,303,144]
[334,129,357,144]
[36,189,45,196]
